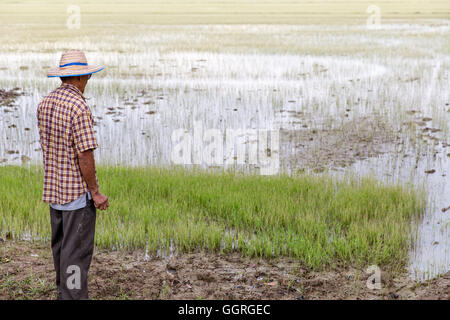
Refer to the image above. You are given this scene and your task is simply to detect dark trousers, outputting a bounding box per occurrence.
[50,198,96,300]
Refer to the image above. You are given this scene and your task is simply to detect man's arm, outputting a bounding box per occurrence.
[78,149,109,210]
[73,108,108,211]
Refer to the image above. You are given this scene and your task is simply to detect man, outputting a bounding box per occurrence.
[37,49,109,300]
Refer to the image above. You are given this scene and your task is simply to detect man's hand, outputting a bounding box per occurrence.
[92,191,109,210]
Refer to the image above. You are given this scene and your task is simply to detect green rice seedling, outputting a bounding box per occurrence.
[0,165,425,272]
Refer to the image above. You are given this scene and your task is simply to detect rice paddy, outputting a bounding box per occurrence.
[0,165,426,272]
[0,0,449,280]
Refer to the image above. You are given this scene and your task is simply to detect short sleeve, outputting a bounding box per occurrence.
[72,110,98,153]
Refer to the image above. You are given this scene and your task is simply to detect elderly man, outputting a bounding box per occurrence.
[37,49,109,300]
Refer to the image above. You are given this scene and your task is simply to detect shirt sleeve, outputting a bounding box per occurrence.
[72,110,98,154]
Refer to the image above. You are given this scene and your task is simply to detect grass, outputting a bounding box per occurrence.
[0,165,425,271]
[0,270,56,300]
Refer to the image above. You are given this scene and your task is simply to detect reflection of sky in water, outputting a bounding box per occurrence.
[0,53,392,167]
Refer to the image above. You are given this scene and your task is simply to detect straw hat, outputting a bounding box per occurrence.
[47,49,103,78]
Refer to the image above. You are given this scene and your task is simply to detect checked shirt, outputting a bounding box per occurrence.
[37,83,98,204]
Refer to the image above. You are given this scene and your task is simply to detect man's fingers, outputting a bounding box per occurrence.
[93,195,109,210]
[99,199,109,210]
[94,201,105,210]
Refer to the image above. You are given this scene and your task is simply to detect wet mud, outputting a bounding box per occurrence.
[0,241,448,300]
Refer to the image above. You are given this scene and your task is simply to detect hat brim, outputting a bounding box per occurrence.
[47,65,104,78]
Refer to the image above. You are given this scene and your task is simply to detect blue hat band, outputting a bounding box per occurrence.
[59,62,88,68]
[47,67,104,78]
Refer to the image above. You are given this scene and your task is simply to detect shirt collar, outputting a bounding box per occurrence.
[60,83,86,101]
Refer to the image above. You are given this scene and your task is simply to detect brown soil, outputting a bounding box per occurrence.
[279,115,397,172]
[0,88,22,107]
[0,240,448,300]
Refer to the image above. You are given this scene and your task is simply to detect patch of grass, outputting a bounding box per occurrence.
[0,165,425,271]
[0,270,56,300]
[158,285,170,300]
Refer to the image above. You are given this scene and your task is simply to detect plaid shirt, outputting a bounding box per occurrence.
[37,83,98,204]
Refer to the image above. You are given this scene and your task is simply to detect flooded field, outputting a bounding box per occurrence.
[0,21,449,281]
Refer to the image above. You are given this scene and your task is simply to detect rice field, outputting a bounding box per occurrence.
[0,165,426,272]
[0,0,449,280]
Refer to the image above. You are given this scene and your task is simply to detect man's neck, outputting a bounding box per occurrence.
[61,82,83,94]
[61,82,85,99]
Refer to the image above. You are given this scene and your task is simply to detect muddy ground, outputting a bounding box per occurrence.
[0,240,448,300]
[279,108,449,173]
[279,114,398,173]
[0,88,22,107]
